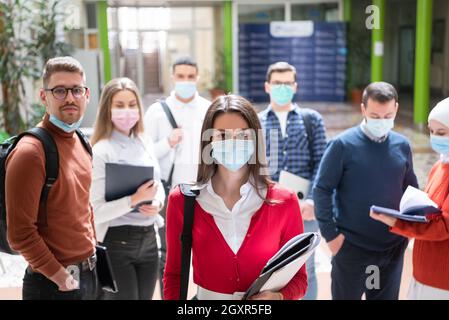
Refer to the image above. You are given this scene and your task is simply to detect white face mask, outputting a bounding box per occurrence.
[365,117,395,138]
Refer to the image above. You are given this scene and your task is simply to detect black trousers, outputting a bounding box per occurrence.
[331,239,408,300]
[22,265,99,300]
[101,225,159,300]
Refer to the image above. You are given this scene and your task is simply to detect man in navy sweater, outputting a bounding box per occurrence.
[313,82,418,300]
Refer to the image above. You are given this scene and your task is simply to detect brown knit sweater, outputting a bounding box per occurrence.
[5,114,96,279]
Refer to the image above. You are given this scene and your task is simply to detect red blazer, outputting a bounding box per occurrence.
[163,183,308,300]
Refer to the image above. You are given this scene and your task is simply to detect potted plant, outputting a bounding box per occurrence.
[347,26,371,104]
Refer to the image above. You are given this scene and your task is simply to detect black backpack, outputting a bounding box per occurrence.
[0,127,92,254]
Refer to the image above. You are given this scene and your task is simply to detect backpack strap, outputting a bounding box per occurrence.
[25,128,59,227]
[75,129,92,157]
[179,183,199,300]
[159,100,178,189]
[301,110,315,170]
[159,100,179,129]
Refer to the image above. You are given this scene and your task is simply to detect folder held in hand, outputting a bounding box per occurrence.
[105,163,154,212]
[243,232,321,300]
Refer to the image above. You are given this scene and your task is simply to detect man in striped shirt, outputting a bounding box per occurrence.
[259,61,327,300]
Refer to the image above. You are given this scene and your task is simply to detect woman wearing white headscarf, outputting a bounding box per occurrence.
[371,97,449,300]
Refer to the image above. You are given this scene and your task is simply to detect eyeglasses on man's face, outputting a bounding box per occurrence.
[44,86,88,100]
[269,81,296,86]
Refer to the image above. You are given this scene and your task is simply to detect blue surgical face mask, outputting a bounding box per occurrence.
[270,85,294,106]
[211,139,255,172]
[365,117,395,138]
[430,135,449,156]
[49,114,83,133]
[174,81,197,100]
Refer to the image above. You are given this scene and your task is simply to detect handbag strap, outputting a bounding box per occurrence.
[179,184,199,300]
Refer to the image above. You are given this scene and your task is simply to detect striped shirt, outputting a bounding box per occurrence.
[259,104,327,199]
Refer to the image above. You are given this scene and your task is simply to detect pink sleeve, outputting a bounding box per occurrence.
[279,193,308,300]
[163,186,185,300]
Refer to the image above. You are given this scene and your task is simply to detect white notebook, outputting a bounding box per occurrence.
[243,232,321,299]
[278,170,311,200]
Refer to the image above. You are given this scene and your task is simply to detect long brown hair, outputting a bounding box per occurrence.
[91,77,145,146]
[197,94,274,202]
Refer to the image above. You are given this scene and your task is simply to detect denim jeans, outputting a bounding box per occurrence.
[101,225,159,300]
[22,265,99,300]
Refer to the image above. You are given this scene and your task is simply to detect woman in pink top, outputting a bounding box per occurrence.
[163,95,307,300]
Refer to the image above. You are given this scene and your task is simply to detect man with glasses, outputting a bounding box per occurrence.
[6,56,98,300]
[258,61,327,300]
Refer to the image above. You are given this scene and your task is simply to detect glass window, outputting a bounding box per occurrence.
[138,7,170,30]
[86,2,97,29]
[169,8,193,29]
[195,30,214,90]
[107,8,117,29]
[238,4,285,24]
[194,7,213,28]
[118,7,138,30]
[291,3,339,22]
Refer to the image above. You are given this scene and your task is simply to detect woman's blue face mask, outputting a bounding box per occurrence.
[430,135,449,156]
[211,139,255,172]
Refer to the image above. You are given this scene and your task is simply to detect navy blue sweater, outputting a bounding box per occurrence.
[313,126,418,251]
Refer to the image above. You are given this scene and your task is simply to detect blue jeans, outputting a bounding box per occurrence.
[302,220,318,300]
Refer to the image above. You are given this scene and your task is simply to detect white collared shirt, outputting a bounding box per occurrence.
[144,91,210,187]
[196,179,267,254]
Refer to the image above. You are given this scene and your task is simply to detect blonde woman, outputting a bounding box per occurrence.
[90,77,165,300]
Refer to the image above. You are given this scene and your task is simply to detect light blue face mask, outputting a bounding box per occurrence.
[49,114,83,133]
[270,85,294,106]
[365,117,395,138]
[174,81,197,100]
[430,135,449,156]
[211,139,255,172]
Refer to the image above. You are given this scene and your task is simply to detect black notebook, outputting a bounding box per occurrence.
[95,245,118,293]
[105,163,154,212]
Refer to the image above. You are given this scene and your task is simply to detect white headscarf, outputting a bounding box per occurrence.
[428,97,449,127]
[428,97,449,162]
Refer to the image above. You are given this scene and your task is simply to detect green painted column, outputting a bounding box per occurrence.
[414,0,433,125]
[97,1,111,83]
[371,0,385,82]
[343,0,351,22]
[223,1,233,92]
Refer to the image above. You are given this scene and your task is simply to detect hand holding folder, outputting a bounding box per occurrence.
[371,186,441,223]
[243,232,321,300]
[105,163,154,212]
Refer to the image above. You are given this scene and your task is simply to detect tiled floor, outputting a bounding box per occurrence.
[0,101,438,300]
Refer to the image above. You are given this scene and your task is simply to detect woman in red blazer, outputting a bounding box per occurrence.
[163,95,308,300]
